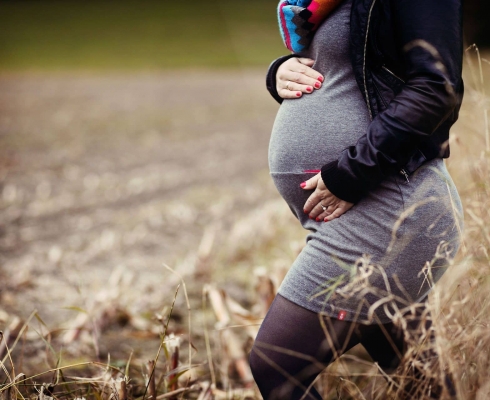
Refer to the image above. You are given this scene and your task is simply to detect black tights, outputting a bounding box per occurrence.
[249,294,424,400]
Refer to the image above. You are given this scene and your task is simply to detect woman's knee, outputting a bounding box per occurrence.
[249,342,323,400]
[249,342,290,399]
[249,343,269,382]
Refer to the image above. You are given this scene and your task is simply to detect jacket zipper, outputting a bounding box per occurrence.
[400,169,410,183]
[381,65,406,83]
[362,0,378,121]
[363,0,410,184]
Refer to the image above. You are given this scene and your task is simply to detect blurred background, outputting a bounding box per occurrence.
[0,0,286,70]
[0,0,305,379]
[0,0,489,71]
[1,0,490,397]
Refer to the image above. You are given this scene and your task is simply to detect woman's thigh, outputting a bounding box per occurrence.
[249,294,360,400]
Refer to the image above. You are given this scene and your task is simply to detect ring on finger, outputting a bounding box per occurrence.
[321,204,327,212]
[286,81,291,91]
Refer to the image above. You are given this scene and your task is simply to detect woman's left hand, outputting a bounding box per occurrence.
[301,173,354,222]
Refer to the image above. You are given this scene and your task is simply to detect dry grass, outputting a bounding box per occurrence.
[1,49,490,399]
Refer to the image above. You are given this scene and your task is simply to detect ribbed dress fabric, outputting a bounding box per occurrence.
[268,0,463,323]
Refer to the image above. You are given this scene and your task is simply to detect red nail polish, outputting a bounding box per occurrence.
[317,76,324,82]
[296,92,301,97]
[304,209,308,214]
[316,218,320,222]
[306,86,313,92]
[300,182,306,188]
[324,218,329,222]
[309,216,314,220]
[314,82,321,88]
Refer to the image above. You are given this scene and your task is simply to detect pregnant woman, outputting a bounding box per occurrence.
[249,0,464,399]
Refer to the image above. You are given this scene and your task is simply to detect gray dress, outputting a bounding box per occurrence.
[268,0,463,323]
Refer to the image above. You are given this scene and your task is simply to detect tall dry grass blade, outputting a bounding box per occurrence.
[124,350,133,381]
[0,317,22,366]
[196,381,212,400]
[206,286,230,327]
[387,196,439,253]
[154,384,201,399]
[4,372,26,400]
[465,44,490,152]
[0,361,128,394]
[253,268,276,318]
[38,384,53,400]
[212,386,256,399]
[166,335,180,399]
[250,346,311,396]
[201,286,217,390]
[0,334,11,382]
[205,285,254,384]
[114,377,128,400]
[146,361,156,400]
[0,310,36,372]
[142,284,180,400]
[162,264,192,386]
[0,317,30,398]
[446,180,466,254]
[336,376,367,400]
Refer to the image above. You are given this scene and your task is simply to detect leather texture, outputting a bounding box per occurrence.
[266,0,464,203]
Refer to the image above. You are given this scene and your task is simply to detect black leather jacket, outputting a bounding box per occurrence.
[266,0,464,203]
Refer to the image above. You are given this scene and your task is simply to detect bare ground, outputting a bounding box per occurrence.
[0,70,294,369]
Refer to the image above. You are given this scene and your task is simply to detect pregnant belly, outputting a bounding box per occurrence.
[268,89,371,174]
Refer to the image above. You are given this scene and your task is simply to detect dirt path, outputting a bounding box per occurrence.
[0,71,284,333]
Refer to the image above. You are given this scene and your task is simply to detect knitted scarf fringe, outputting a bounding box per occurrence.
[278,0,344,52]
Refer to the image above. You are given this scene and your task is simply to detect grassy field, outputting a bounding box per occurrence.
[0,0,285,71]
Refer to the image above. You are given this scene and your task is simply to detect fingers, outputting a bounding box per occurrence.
[300,174,353,221]
[277,78,318,99]
[278,70,321,91]
[297,57,315,67]
[301,175,319,190]
[276,57,324,99]
[301,174,330,216]
[288,57,323,81]
[311,202,331,221]
[307,199,337,221]
[303,189,335,218]
[308,201,353,222]
[324,202,354,221]
[283,80,315,96]
[303,193,326,218]
[316,203,336,221]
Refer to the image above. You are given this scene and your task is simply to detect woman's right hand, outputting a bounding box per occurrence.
[276,57,324,99]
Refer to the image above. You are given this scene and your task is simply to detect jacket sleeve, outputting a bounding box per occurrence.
[321,0,463,204]
[266,54,298,104]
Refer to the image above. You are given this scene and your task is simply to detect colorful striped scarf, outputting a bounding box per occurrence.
[278,0,344,52]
